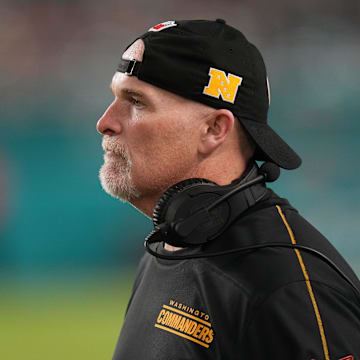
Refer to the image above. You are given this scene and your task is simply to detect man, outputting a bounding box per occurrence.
[97,19,360,359]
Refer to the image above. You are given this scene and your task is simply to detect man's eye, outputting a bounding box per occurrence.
[131,98,144,108]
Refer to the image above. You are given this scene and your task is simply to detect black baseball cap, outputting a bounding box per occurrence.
[117,19,302,170]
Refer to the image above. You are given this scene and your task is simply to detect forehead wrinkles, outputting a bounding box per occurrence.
[110,72,150,97]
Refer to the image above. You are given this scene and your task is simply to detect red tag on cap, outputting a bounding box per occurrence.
[148,21,177,32]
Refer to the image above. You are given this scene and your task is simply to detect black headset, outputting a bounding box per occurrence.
[145,162,279,247]
[144,162,360,300]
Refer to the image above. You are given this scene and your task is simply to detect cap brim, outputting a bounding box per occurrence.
[239,119,302,170]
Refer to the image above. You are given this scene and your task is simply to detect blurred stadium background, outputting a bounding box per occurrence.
[1,0,359,358]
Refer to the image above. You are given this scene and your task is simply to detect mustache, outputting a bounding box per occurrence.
[102,136,128,158]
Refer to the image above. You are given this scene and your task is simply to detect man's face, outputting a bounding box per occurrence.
[97,71,209,206]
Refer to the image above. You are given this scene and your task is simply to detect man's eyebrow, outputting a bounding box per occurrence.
[109,84,145,98]
[122,88,145,98]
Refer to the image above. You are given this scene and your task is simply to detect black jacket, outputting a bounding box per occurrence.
[113,190,360,359]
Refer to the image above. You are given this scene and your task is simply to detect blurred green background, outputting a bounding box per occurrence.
[1,0,359,359]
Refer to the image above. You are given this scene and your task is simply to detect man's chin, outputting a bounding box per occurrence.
[99,164,140,202]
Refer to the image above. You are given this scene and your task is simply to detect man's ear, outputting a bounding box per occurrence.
[198,109,235,155]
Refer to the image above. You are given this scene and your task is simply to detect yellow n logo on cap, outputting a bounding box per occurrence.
[203,67,243,104]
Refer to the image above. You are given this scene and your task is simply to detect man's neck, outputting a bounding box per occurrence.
[130,157,249,251]
[164,243,183,251]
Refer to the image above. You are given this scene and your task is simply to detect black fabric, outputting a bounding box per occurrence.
[117,19,302,170]
[112,191,360,359]
[240,119,302,169]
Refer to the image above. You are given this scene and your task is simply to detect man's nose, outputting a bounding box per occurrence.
[96,101,123,135]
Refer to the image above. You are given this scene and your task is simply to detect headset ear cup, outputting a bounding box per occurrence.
[152,178,217,228]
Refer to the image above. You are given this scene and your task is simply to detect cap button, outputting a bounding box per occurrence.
[216,18,226,24]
